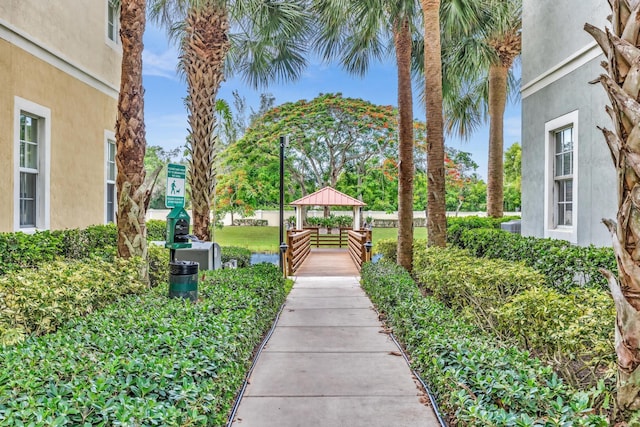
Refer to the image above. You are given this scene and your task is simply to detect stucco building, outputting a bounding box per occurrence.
[0,1,121,232]
[521,0,616,246]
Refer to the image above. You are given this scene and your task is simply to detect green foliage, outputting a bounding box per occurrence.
[446,215,517,246]
[374,238,427,264]
[495,287,615,387]
[0,264,285,425]
[457,228,617,291]
[148,245,170,288]
[232,219,269,226]
[0,258,147,345]
[0,230,64,275]
[147,219,168,241]
[360,261,607,425]
[414,247,544,328]
[221,246,252,268]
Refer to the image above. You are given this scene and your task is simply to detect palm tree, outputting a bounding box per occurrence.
[115,0,161,284]
[311,0,420,271]
[586,4,640,414]
[150,0,310,241]
[441,0,521,218]
[421,0,446,247]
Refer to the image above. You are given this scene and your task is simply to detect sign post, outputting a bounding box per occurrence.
[165,163,186,208]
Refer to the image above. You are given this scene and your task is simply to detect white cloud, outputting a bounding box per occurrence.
[143,47,180,79]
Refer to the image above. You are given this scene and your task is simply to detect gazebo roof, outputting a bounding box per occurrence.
[291,187,366,207]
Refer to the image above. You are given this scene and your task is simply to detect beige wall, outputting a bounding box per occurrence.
[0,0,121,89]
[0,39,118,232]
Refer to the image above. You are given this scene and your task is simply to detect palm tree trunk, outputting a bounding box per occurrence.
[422,0,446,247]
[586,2,640,415]
[395,17,415,271]
[184,4,230,241]
[486,64,508,217]
[115,0,151,283]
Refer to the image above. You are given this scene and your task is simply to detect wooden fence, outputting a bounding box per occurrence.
[285,229,312,275]
[347,229,373,272]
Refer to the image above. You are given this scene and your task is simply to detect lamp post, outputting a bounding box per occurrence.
[364,241,373,263]
[279,136,287,273]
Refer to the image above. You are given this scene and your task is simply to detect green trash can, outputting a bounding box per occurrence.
[169,260,198,302]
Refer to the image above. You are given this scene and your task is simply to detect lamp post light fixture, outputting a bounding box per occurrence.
[364,241,373,262]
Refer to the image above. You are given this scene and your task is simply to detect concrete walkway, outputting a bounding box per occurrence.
[230,276,441,427]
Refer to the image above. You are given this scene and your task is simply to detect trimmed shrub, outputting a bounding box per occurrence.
[221,246,252,268]
[148,244,170,288]
[374,238,427,264]
[0,264,285,426]
[0,230,64,275]
[446,215,518,246]
[0,257,147,345]
[414,247,544,329]
[360,261,608,425]
[56,224,117,261]
[458,228,617,291]
[146,219,167,241]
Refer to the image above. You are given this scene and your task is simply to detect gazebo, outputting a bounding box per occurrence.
[290,187,366,231]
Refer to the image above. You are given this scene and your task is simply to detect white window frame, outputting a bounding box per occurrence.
[105,131,117,224]
[544,110,578,243]
[13,97,51,233]
[106,0,121,48]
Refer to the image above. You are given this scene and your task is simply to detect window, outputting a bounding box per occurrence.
[107,0,120,44]
[106,134,117,223]
[544,111,578,243]
[14,97,50,232]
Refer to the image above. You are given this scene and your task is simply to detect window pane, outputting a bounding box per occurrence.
[563,152,572,175]
[555,154,562,178]
[108,163,115,181]
[555,132,562,154]
[22,116,38,143]
[108,140,115,161]
[23,142,38,169]
[557,202,565,226]
[20,172,36,227]
[107,183,115,223]
[565,180,573,202]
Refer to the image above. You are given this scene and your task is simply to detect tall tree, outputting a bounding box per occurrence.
[586,2,640,415]
[312,0,420,270]
[150,0,310,241]
[422,0,446,246]
[115,0,161,284]
[440,0,521,218]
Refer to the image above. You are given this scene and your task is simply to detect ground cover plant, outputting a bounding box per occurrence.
[0,264,286,426]
[360,261,608,425]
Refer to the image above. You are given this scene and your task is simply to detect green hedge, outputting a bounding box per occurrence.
[232,219,269,226]
[414,247,544,327]
[221,246,252,268]
[413,246,615,388]
[0,257,147,345]
[446,215,518,246]
[0,264,286,426]
[360,261,608,426]
[146,219,168,241]
[457,228,617,291]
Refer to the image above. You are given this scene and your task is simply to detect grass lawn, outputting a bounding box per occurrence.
[212,226,427,252]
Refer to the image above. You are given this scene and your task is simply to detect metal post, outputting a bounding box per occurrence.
[279,136,286,273]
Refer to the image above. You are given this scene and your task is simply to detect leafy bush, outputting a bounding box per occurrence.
[374,238,427,264]
[221,246,252,268]
[146,219,167,241]
[495,286,615,387]
[0,264,286,426]
[360,261,608,425]
[0,230,64,275]
[148,245,170,288]
[446,215,518,246]
[55,224,117,261]
[414,247,544,329]
[457,228,617,291]
[0,257,147,345]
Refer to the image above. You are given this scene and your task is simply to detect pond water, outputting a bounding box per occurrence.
[250,253,279,265]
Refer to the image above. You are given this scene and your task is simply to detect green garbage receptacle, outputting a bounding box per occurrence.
[169,260,198,302]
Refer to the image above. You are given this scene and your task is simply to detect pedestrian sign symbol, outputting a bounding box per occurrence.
[166,163,186,208]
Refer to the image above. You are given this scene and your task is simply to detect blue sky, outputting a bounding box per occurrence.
[141,22,521,181]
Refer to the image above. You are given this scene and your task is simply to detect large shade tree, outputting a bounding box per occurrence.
[440,0,521,218]
[586,1,640,415]
[150,0,310,241]
[311,0,420,270]
[115,0,162,284]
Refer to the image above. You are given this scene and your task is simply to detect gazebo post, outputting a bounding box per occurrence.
[354,206,361,231]
[296,206,303,231]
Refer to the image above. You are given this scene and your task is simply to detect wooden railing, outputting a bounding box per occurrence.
[285,229,312,275]
[348,229,373,272]
[303,227,350,248]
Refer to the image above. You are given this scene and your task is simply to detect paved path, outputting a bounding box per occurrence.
[231,276,440,427]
